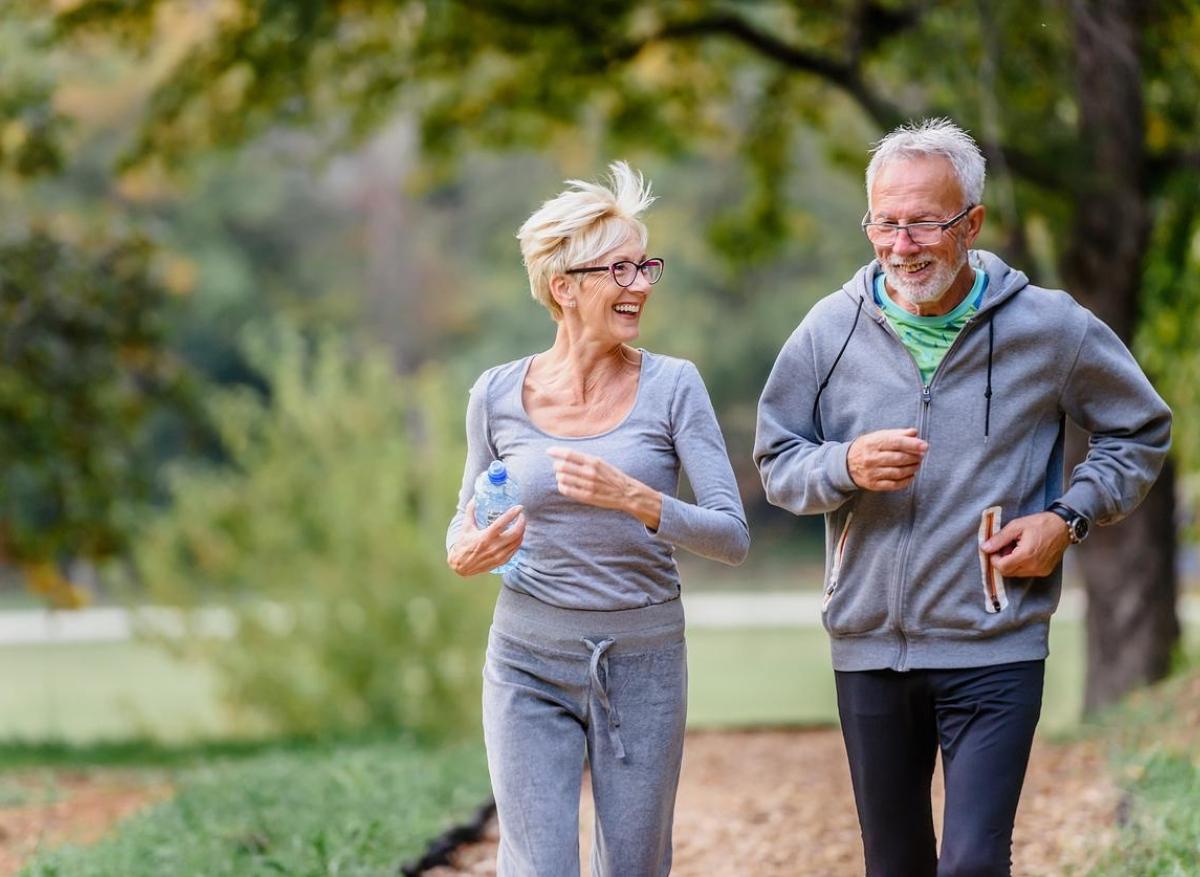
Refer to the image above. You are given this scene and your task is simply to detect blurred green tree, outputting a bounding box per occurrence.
[0,16,66,178]
[46,0,1200,711]
[0,231,197,606]
[131,322,493,737]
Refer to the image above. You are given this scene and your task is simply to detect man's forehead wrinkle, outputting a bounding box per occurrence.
[870,168,966,220]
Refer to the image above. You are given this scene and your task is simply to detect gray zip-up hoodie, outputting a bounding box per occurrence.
[754,250,1171,672]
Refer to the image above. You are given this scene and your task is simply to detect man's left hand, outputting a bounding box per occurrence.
[982,512,1072,578]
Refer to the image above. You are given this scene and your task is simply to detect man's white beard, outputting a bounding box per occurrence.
[884,246,967,306]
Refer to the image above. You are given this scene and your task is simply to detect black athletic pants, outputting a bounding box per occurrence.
[834,660,1045,877]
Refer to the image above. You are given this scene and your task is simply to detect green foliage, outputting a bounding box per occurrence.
[1082,666,1200,876]
[1136,181,1200,466]
[0,16,66,177]
[48,0,1200,454]
[47,0,1200,295]
[54,0,427,170]
[1087,752,1200,877]
[19,737,490,876]
[147,142,366,388]
[129,322,493,738]
[0,231,195,572]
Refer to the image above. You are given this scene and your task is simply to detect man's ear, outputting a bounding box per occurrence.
[964,204,986,246]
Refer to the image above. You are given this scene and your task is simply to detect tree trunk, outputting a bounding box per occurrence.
[1063,0,1180,715]
[1075,445,1180,713]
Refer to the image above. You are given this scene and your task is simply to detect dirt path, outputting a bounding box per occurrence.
[428,728,1118,876]
[0,772,168,876]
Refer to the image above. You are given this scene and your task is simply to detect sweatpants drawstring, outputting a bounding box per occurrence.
[582,637,625,761]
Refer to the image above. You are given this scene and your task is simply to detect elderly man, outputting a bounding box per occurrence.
[754,118,1171,877]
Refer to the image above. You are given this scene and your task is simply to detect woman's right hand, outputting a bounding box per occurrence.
[447,498,527,577]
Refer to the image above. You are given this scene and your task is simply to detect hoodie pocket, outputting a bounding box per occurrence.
[822,512,854,612]
[821,508,894,636]
[977,505,1009,614]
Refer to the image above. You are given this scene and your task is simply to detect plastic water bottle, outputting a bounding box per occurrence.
[473,460,525,575]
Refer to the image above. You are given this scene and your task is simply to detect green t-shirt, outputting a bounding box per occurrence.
[874,268,987,384]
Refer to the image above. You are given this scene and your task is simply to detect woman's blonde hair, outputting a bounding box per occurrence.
[517,161,655,320]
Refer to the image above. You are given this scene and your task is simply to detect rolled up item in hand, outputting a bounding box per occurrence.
[978,505,1008,614]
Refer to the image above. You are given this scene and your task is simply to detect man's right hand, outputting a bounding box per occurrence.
[447,498,527,577]
[846,428,928,492]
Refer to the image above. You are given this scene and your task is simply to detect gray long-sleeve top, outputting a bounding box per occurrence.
[447,351,749,610]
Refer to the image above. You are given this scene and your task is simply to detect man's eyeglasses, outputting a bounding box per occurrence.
[565,257,665,288]
[861,206,975,246]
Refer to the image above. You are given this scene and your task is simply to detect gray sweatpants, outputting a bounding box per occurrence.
[482,587,688,877]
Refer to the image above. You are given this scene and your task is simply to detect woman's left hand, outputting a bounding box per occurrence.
[547,447,663,529]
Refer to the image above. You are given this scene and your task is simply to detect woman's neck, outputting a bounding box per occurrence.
[537,328,639,403]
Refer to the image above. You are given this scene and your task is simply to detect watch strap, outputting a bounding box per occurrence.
[1047,502,1074,525]
[1047,502,1088,543]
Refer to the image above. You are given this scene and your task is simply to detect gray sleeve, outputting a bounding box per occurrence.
[446,371,496,554]
[651,361,750,566]
[1058,312,1172,525]
[753,318,860,515]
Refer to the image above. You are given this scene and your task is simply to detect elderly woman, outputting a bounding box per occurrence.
[446,162,749,875]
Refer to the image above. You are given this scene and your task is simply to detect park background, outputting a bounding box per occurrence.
[1,1,1198,874]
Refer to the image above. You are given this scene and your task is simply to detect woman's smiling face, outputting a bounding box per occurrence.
[567,234,654,344]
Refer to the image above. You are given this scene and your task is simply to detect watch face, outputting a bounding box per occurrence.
[1071,517,1089,542]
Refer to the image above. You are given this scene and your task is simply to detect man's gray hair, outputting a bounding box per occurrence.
[866,118,986,208]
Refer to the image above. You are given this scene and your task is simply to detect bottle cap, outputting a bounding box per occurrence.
[487,460,508,485]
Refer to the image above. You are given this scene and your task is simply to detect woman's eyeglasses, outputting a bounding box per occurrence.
[566,257,665,288]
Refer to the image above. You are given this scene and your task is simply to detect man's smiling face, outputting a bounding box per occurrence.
[869,154,980,311]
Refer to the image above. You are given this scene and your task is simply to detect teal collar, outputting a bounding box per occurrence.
[874,267,987,327]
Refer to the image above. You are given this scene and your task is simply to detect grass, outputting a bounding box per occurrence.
[0,619,1089,744]
[0,615,1185,875]
[0,618,1095,744]
[677,550,826,593]
[1089,752,1200,877]
[686,617,1086,733]
[17,736,490,877]
[1079,664,1200,877]
[0,772,65,807]
[0,641,227,743]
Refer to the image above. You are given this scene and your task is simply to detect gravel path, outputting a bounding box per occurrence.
[0,773,169,876]
[427,728,1117,876]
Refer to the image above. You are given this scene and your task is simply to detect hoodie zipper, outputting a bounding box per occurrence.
[873,308,985,671]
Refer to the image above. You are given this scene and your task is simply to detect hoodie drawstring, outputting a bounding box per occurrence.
[984,316,995,443]
[582,637,625,760]
[816,295,997,443]
[812,298,864,441]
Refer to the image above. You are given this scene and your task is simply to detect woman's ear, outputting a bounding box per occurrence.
[550,273,577,310]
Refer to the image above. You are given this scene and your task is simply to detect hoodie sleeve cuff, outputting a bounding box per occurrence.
[1054,484,1107,526]
[831,441,860,494]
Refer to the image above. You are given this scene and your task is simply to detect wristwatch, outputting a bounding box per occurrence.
[1047,502,1090,544]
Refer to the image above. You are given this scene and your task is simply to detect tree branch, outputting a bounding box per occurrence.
[848,0,927,61]
[623,9,1064,192]
[622,13,906,131]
